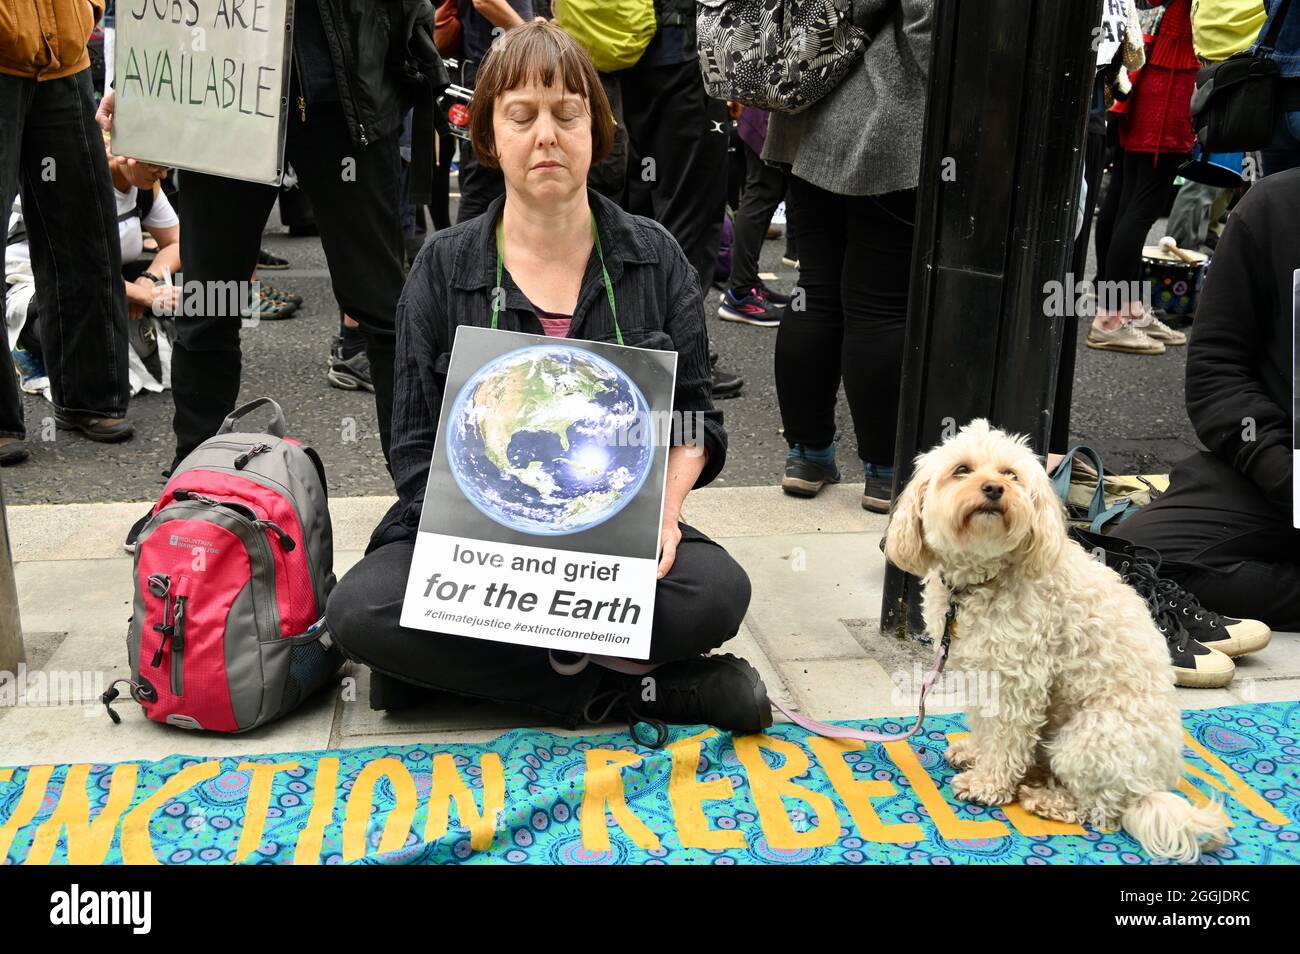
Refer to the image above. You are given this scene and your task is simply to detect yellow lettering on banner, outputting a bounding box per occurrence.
[424,753,506,851]
[293,757,340,865]
[0,765,53,863]
[120,761,221,865]
[808,737,922,843]
[24,763,140,864]
[668,729,745,850]
[734,735,839,849]
[942,733,1086,837]
[1182,731,1286,825]
[580,750,661,852]
[883,740,1009,840]
[234,761,299,863]
[343,758,419,861]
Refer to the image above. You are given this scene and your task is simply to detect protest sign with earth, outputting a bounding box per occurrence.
[401,327,677,659]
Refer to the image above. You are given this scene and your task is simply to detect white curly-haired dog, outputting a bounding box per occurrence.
[883,419,1228,862]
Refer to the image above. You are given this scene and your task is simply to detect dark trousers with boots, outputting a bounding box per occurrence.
[325,523,752,726]
[174,102,403,466]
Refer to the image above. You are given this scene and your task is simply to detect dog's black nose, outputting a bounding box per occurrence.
[981,482,1003,501]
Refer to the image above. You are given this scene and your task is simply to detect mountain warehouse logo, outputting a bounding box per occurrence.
[169,533,219,554]
[49,884,151,934]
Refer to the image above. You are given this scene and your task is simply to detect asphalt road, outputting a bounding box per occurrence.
[5,183,1196,506]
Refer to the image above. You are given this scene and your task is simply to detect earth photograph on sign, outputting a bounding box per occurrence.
[401,327,677,660]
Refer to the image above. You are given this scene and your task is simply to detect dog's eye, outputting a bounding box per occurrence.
[954,465,971,477]
[1002,469,1019,481]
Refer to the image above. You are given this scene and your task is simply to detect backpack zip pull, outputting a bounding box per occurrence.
[256,518,297,551]
[234,442,272,469]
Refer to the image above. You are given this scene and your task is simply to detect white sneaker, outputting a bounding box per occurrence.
[1137,314,1187,346]
[1086,320,1166,354]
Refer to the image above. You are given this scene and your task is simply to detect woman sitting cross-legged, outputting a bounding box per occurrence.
[326,19,772,745]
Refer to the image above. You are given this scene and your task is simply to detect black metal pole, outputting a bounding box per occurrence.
[881,0,1103,637]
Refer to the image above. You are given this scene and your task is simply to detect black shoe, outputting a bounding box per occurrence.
[584,654,772,748]
[1070,528,1235,688]
[327,336,375,391]
[369,669,441,712]
[53,411,134,443]
[256,247,290,270]
[862,463,896,513]
[712,366,744,399]
[1070,528,1271,658]
[782,444,840,497]
[0,437,30,466]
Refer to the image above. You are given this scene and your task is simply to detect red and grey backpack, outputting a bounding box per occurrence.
[104,399,343,731]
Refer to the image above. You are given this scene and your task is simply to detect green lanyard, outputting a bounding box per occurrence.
[492,210,623,346]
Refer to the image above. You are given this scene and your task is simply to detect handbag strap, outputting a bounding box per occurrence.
[1256,0,1294,55]
[1050,445,1108,520]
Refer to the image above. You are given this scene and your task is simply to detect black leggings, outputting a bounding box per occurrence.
[1094,147,1187,287]
[774,177,916,467]
[325,523,753,727]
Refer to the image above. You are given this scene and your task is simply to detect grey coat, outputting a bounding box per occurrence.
[762,0,935,197]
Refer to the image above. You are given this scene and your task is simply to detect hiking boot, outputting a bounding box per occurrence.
[1086,320,1166,354]
[584,654,772,748]
[1136,313,1187,346]
[782,443,840,497]
[1070,528,1271,659]
[862,462,896,513]
[53,411,133,443]
[718,287,782,326]
[327,336,375,392]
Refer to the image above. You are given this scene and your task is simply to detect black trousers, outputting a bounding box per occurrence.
[1094,147,1187,286]
[0,69,130,437]
[775,178,916,467]
[173,102,404,466]
[325,523,753,726]
[615,59,729,295]
[1113,452,1300,632]
[727,141,788,292]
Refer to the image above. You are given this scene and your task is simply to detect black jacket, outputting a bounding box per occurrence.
[1184,167,1300,516]
[313,0,446,146]
[370,189,726,551]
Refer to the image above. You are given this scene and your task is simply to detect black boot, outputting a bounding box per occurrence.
[584,654,772,748]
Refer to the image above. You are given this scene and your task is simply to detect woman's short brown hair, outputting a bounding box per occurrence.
[468,18,615,169]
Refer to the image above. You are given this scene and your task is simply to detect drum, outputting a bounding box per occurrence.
[1141,245,1209,317]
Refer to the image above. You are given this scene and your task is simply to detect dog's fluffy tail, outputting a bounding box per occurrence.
[1121,791,1230,863]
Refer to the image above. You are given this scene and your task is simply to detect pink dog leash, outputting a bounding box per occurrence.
[552,601,960,745]
[769,601,958,743]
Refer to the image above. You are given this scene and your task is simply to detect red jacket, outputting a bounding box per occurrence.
[1117,0,1199,156]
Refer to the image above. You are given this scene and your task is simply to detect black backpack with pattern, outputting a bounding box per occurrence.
[695,0,889,114]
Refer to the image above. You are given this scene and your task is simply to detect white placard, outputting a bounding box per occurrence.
[111,0,293,185]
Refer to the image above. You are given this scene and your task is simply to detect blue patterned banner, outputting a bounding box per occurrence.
[2,703,1296,865]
